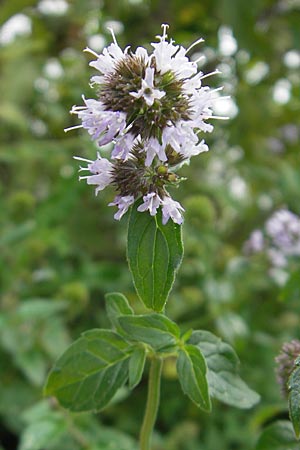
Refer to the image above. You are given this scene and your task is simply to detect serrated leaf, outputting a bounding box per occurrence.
[105,292,134,332]
[44,329,130,412]
[256,421,299,450]
[288,361,300,439]
[176,344,211,412]
[127,203,183,312]
[190,330,260,409]
[118,314,180,351]
[128,347,146,389]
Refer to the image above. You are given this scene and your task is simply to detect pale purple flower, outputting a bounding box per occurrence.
[161,196,185,225]
[144,138,167,166]
[266,209,300,251]
[151,24,198,79]
[130,67,165,106]
[246,208,300,276]
[245,229,264,253]
[137,192,162,216]
[162,121,209,159]
[109,195,135,220]
[86,29,129,84]
[112,132,136,160]
[76,154,113,195]
[67,98,126,146]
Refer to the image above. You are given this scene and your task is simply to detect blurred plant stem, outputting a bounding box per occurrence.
[139,357,163,450]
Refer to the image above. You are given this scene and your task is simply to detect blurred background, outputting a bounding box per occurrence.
[0,0,300,449]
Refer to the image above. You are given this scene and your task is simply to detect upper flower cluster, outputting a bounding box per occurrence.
[68,25,222,224]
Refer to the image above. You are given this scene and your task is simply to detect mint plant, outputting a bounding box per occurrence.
[44,24,259,450]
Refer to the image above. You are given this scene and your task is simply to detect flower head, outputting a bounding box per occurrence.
[245,208,300,285]
[68,25,224,223]
[245,208,300,268]
[130,67,165,106]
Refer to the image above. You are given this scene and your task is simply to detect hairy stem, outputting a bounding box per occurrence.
[140,357,163,450]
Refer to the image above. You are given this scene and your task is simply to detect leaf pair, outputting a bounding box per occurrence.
[45,293,260,414]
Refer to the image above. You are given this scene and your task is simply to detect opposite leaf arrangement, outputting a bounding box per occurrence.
[45,25,259,450]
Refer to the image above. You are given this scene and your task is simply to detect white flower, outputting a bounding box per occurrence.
[246,208,300,276]
[162,121,209,159]
[152,39,197,79]
[161,196,185,225]
[109,195,135,220]
[130,67,165,106]
[137,192,162,216]
[76,154,113,195]
[144,137,167,166]
[67,98,126,146]
[86,29,129,84]
[112,132,136,160]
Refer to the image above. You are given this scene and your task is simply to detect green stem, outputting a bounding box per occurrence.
[140,357,163,450]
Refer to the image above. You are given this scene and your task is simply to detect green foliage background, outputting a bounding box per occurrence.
[0,0,300,449]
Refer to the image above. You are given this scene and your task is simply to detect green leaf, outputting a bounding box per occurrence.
[189,330,260,409]
[128,346,146,389]
[118,313,180,351]
[176,344,211,412]
[19,401,66,450]
[288,359,300,439]
[44,329,130,412]
[105,292,134,332]
[19,418,66,450]
[256,421,299,450]
[127,202,183,312]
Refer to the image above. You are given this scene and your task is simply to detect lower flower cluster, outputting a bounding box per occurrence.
[76,149,185,224]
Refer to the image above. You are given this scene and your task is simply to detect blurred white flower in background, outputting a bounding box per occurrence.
[0,14,32,45]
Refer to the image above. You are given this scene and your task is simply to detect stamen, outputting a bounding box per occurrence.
[64,124,83,132]
[73,156,94,163]
[186,38,204,54]
[194,55,206,64]
[161,23,169,41]
[207,115,230,120]
[211,95,231,102]
[83,47,99,58]
[107,27,118,45]
[211,87,224,93]
[200,69,221,80]
[70,105,87,113]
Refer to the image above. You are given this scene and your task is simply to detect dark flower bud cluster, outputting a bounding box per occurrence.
[275,339,300,397]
